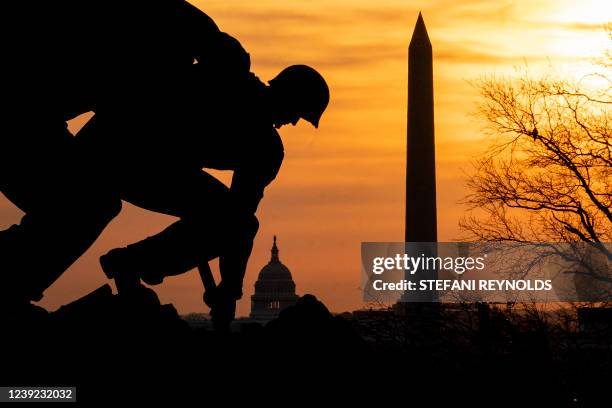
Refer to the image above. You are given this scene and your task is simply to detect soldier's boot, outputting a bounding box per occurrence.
[101,244,170,295]
[101,249,139,294]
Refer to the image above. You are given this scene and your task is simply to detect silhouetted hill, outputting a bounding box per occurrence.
[2,286,368,399]
[2,286,611,406]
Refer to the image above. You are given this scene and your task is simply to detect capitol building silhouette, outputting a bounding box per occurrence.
[250,236,299,321]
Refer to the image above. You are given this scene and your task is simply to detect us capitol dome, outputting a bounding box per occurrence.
[250,236,299,320]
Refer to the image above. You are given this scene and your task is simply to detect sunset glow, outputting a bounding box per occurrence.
[1,0,609,316]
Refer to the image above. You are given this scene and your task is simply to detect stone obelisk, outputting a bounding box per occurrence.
[400,12,437,304]
[406,12,437,243]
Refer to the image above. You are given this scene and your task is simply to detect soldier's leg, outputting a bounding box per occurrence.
[101,170,256,290]
[0,121,122,303]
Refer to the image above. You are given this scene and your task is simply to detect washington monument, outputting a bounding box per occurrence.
[406,12,437,244]
[400,13,438,303]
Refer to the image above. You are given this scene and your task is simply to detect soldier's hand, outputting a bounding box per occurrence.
[204,287,236,333]
[210,298,236,323]
[202,287,217,309]
[203,287,236,320]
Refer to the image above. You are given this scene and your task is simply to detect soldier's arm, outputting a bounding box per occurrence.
[217,132,284,299]
[216,171,276,300]
[228,136,284,213]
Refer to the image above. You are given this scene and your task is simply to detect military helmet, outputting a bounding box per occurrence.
[269,65,329,128]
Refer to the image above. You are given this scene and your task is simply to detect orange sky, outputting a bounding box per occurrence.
[1,0,610,316]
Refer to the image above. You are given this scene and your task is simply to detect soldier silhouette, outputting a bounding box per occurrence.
[0,0,249,309]
[75,64,330,329]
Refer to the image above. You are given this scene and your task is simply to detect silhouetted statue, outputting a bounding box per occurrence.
[0,1,249,309]
[76,64,330,329]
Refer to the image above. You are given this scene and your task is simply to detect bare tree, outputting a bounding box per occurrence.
[462,34,611,247]
[461,31,611,297]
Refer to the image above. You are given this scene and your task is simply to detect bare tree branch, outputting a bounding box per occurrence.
[462,32,612,254]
